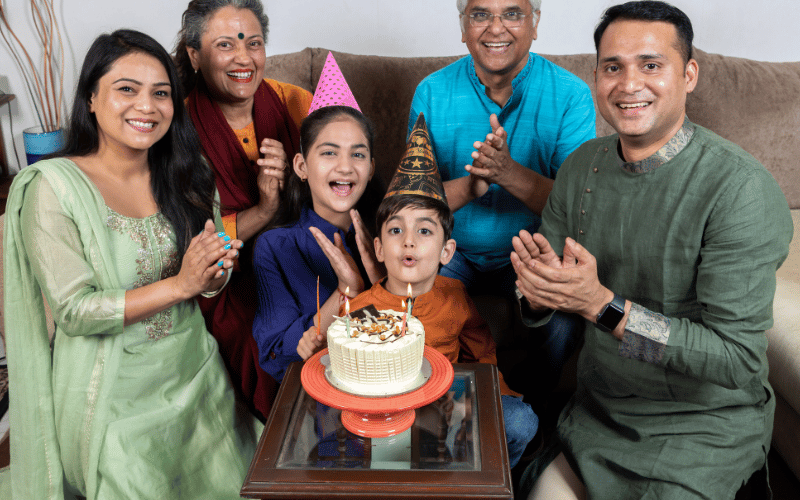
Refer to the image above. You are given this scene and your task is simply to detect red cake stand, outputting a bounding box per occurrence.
[301,345,454,438]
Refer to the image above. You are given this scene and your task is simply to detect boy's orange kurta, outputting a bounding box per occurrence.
[343,275,520,396]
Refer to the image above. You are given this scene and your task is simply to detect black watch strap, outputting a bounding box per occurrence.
[596,293,625,333]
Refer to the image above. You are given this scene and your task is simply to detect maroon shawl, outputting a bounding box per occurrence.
[187,77,301,215]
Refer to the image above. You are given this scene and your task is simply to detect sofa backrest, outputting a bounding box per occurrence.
[263,47,800,210]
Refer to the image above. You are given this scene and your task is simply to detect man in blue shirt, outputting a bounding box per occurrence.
[408,0,596,417]
[410,0,596,292]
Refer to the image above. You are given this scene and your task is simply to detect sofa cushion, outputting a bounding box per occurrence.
[766,210,800,412]
[263,47,315,92]
[766,209,798,477]
[767,275,800,411]
[686,49,800,209]
[776,209,800,283]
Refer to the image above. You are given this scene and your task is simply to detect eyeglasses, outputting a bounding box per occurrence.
[466,11,527,28]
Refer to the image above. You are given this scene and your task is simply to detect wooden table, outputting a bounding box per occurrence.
[241,362,513,499]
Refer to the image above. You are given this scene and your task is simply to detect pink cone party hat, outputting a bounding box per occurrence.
[307,52,361,115]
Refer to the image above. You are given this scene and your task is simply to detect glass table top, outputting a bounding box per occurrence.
[275,370,480,471]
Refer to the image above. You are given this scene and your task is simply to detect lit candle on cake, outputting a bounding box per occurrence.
[345,286,351,336]
[400,300,407,337]
[316,276,320,337]
[400,284,412,337]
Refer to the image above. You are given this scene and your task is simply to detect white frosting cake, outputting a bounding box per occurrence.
[326,309,425,396]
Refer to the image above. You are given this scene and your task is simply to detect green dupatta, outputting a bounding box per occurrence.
[4,158,127,499]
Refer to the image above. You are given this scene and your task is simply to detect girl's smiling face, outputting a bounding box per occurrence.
[293,116,374,230]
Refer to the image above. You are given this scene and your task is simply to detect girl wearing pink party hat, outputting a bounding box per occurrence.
[252,53,383,382]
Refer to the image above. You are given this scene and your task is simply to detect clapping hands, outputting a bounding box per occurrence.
[464,114,519,191]
[349,208,386,284]
[510,230,610,322]
[175,219,242,299]
[309,209,384,295]
[256,138,289,218]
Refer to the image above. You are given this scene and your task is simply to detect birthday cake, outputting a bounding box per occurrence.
[326,308,425,396]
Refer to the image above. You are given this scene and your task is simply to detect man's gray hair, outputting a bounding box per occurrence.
[457,0,541,30]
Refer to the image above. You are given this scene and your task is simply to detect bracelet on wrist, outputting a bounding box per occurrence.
[200,268,232,298]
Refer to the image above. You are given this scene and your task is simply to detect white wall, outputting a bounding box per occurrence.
[1,0,798,173]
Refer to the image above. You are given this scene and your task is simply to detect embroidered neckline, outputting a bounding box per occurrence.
[105,206,161,222]
[619,118,695,173]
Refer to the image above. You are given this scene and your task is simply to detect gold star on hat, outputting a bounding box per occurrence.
[384,113,447,204]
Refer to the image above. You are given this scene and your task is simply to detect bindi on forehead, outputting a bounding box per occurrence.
[238,32,244,39]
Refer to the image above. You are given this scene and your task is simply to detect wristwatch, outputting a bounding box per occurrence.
[596,293,625,333]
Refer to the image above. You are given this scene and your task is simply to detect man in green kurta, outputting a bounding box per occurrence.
[512,2,793,499]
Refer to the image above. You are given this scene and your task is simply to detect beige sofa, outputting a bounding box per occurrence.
[767,209,800,478]
[1,47,797,482]
[259,47,799,480]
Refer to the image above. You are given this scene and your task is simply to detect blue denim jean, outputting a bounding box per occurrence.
[502,394,538,469]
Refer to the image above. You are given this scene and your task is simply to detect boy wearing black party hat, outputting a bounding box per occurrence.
[346,113,538,468]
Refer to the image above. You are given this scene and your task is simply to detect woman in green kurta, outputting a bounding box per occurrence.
[1,30,260,499]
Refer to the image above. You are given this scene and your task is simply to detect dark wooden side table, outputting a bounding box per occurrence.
[241,362,513,500]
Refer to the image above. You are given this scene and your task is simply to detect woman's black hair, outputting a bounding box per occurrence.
[60,29,215,260]
[266,105,376,231]
[594,1,694,63]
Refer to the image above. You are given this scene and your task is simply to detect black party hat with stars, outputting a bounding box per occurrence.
[384,113,447,204]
